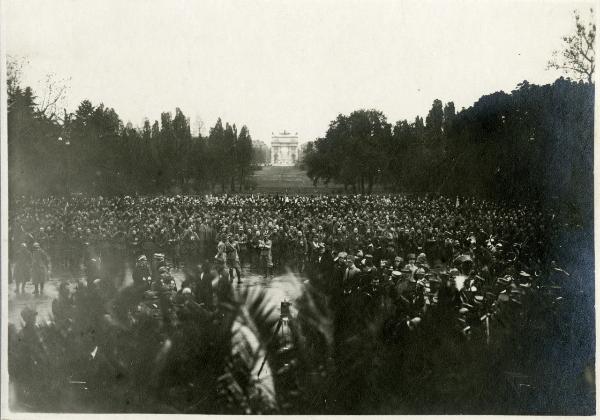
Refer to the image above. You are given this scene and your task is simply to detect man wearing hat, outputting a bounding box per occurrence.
[404,254,417,280]
[330,251,348,300]
[251,229,261,269]
[271,227,282,270]
[416,253,430,270]
[133,254,151,288]
[13,243,32,294]
[293,230,307,273]
[317,243,333,273]
[31,242,50,295]
[361,253,378,285]
[391,269,410,297]
[215,234,227,266]
[392,256,404,272]
[237,227,248,267]
[225,234,242,283]
[151,253,166,282]
[453,254,473,271]
[343,255,362,294]
[259,231,273,278]
[346,227,361,255]
[355,250,365,269]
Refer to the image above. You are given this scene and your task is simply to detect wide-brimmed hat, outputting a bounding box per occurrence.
[334,251,348,261]
[454,254,473,264]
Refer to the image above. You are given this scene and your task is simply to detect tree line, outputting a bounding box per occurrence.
[7,68,257,197]
[302,78,593,223]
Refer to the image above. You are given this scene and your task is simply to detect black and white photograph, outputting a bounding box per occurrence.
[1,0,596,416]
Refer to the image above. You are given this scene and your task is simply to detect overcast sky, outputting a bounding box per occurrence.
[4,0,593,144]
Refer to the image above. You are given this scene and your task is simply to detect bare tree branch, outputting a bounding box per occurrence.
[36,73,71,121]
[547,9,595,83]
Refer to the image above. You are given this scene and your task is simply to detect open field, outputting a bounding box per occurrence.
[249,166,344,193]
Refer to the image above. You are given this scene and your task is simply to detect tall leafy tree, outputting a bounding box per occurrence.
[443,101,456,134]
[224,123,237,190]
[7,65,259,197]
[236,126,253,191]
[207,118,225,191]
[425,99,444,136]
[305,109,391,193]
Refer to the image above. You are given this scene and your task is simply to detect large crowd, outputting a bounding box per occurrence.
[10,193,572,333]
[8,193,582,413]
[10,193,557,270]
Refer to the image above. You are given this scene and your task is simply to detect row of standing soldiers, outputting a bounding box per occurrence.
[12,242,51,295]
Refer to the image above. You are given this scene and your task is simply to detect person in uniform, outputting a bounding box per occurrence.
[392,256,404,271]
[168,228,182,269]
[250,228,260,268]
[31,242,50,295]
[259,231,273,278]
[416,252,430,270]
[404,253,418,280]
[13,243,32,294]
[215,233,227,264]
[361,254,378,288]
[151,253,166,282]
[314,243,333,292]
[271,227,282,271]
[226,234,242,283]
[347,227,362,255]
[343,254,362,294]
[294,230,307,273]
[330,251,348,303]
[237,227,248,268]
[132,255,151,288]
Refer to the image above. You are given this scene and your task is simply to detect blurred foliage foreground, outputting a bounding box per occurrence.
[8,258,594,415]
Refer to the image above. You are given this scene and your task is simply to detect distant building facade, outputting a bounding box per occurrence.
[271,131,299,166]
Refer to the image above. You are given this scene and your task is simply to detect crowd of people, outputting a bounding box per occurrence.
[9,193,572,337]
[8,192,587,413]
[10,193,559,279]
